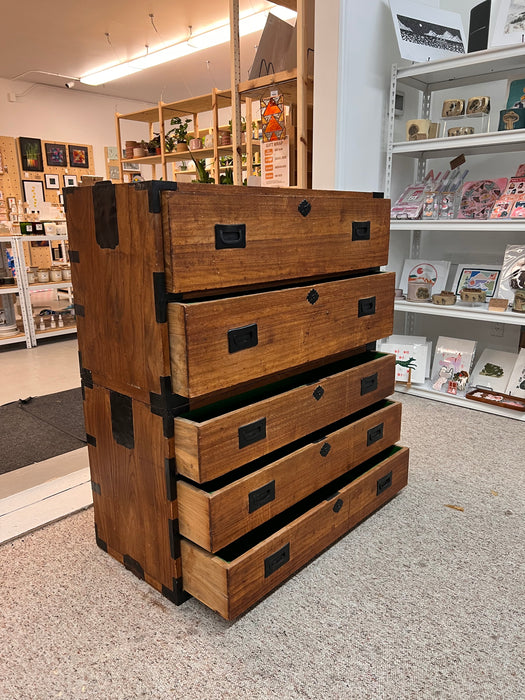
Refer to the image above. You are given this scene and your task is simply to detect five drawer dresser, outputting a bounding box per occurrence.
[65,181,409,620]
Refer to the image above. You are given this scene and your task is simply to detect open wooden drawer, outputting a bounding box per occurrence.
[180,445,409,620]
[174,352,395,483]
[177,400,402,552]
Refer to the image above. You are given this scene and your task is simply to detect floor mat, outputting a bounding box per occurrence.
[0,388,85,475]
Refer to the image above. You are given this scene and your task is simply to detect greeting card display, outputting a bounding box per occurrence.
[458,179,507,218]
[505,348,525,398]
[496,245,525,303]
[431,336,477,393]
[452,264,501,298]
[470,349,518,393]
[378,335,431,384]
[399,259,451,295]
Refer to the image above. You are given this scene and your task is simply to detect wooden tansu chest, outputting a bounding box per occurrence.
[65,182,408,620]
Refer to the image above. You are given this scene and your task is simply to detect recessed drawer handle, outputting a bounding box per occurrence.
[228,323,258,353]
[352,221,370,241]
[361,373,378,395]
[215,223,246,249]
[249,480,275,513]
[377,471,392,496]
[367,423,384,446]
[264,543,290,578]
[238,417,266,449]
[358,296,376,317]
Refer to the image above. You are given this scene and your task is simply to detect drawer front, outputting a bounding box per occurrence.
[169,272,395,399]
[162,185,390,293]
[181,446,409,619]
[178,401,402,552]
[174,352,395,483]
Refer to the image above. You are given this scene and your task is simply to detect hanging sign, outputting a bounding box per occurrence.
[261,137,289,188]
[260,94,286,142]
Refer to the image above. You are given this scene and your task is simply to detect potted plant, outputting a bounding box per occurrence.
[188,151,214,183]
[148,135,161,155]
[170,116,192,152]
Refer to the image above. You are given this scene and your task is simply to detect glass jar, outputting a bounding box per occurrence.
[37,268,50,283]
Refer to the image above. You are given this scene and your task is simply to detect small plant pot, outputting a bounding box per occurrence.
[133,147,146,157]
[176,142,187,152]
[407,281,433,302]
[219,132,231,146]
[189,138,202,150]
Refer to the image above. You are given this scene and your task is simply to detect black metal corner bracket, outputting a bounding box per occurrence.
[134,180,178,214]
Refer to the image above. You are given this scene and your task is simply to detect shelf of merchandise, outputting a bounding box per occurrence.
[394,300,524,325]
[386,45,525,419]
[390,219,525,232]
[0,236,32,347]
[394,380,525,422]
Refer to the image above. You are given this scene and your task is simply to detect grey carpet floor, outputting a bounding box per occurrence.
[0,388,85,473]
[1,393,523,700]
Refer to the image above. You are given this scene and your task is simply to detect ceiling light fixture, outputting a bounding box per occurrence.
[80,6,296,86]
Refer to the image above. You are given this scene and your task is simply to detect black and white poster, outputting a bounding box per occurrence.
[390,0,466,62]
[492,0,525,46]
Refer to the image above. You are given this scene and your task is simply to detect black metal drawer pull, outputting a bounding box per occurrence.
[377,471,392,496]
[215,223,246,249]
[238,417,266,449]
[367,423,384,446]
[333,498,344,513]
[320,442,331,457]
[249,480,275,513]
[307,288,319,305]
[361,373,378,395]
[358,296,376,317]
[298,199,311,217]
[264,543,290,577]
[352,221,370,241]
[228,323,258,353]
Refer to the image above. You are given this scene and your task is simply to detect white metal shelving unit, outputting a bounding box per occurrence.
[0,237,32,348]
[387,44,525,420]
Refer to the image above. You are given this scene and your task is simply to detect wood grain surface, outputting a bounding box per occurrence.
[181,446,409,619]
[168,272,395,398]
[174,353,395,483]
[162,184,390,293]
[178,401,402,551]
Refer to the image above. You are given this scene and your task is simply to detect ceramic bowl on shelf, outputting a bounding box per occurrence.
[459,288,486,303]
[407,280,433,302]
[432,290,456,305]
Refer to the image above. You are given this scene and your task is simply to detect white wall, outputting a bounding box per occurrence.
[0,79,154,177]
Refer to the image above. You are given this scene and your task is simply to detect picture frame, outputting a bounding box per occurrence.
[19,137,44,172]
[45,143,67,167]
[68,145,89,169]
[452,264,501,298]
[44,173,60,190]
[399,259,451,295]
[63,174,78,188]
[470,349,519,392]
[22,179,45,210]
[106,146,119,161]
[389,0,466,63]
[7,197,16,209]
[108,165,120,180]
[122,161,140,172]
[491,0,525,48]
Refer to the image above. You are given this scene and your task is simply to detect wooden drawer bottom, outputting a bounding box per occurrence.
[181,445,409,619]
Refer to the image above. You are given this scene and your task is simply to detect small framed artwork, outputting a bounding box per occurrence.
[7,197,16,209]
[106,146,119,161]
[19,137,44,172]
[452,264,501,297]
[63,174,78,187]
[68,145,89,168]
[122,161,140,172]
[44,173,60,190]
[59,193,64,205]
[108,165,120,180]
[45,143,67,167]
[22,179,46,210]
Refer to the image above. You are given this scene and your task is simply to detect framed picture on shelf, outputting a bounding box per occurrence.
[19,137,44,172]
[470,349,519,393]
[45,143,67,167]
[22,180,45,210]
[122,161,140,172]
[68,145,89,168]
[452,265,501,297]
[491,0,525,47]
[63,174,78,188]
[44,173,60,190]
[399,259,451,295]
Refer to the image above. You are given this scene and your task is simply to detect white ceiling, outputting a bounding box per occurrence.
[0,0,277,104]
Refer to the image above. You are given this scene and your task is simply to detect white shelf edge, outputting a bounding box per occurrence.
[0,286,19,294]
[18,234,67,241]
[390,219,525,232]
[28,282,73,291]
[0,332,27,345]
[392,130,525,158]
[394,299,525,326]
[34,326,77,339]
[395,384,525,422]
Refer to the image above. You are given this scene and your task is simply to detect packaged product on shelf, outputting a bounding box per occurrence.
[496,244,525,302]
[505,348,525,398]
[458,178,507,219]
[431,337,477,394]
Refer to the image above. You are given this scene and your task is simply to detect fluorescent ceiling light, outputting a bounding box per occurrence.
[80,6,297,86]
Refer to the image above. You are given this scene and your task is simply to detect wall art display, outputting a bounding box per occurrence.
[63,174,78,187]
[496,244,525,302]
[45,143,67,167]
[122,161,140,172]
[378,337,430,384]
[458,179,507,218]
[467,0,491,53]
[470,349,518,392]
[505,348,525,397]
[22,180,45,210]
[44,173,60,190]
[68,145,89,168]
[389,0,466,62]
[431,337,477,393]
[19,137,44,172]
[106,146,119,161]
[491,0,525,47]
[399,259,451,296]
[452,265,501,297]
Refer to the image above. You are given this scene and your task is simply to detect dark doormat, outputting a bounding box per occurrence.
[0,388,86,475]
